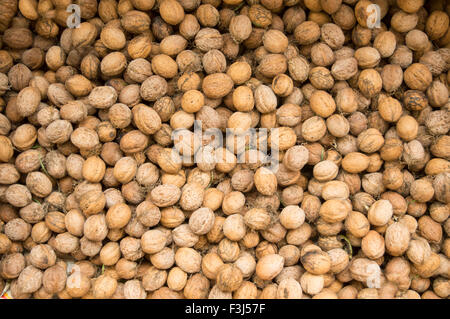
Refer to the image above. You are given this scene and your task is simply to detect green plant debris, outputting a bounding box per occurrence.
[233,2,245,12]
[206,170,215,189]
[38,155,49,176]
[338,235,353,259]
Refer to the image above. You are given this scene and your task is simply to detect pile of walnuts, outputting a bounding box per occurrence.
[0,0,449,299]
